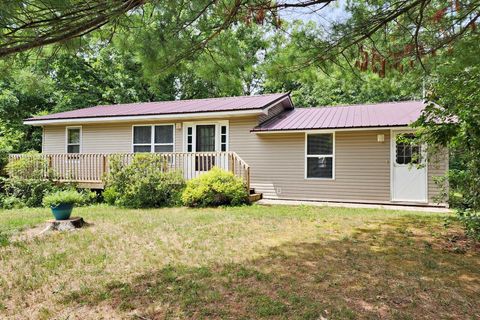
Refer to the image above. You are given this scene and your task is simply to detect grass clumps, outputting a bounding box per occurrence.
[181,167,248,207]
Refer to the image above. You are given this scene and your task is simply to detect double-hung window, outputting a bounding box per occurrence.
[133,125,174,153]
[306,133,334,179]
[66,127,81,153]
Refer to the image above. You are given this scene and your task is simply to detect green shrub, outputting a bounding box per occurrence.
[5,151,53,179]
[42,190,85,207]
[181,167,248,207]
[81,190,99,206]
[457,210,480,241]
[1,152,61,208]
[1,195,26,209]
[104,154,185,208]
[0,176,58,208]
[102,186,119,205]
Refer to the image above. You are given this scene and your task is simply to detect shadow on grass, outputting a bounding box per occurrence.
[64,219,480,319]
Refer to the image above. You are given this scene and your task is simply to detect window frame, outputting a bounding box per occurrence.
[394,133,422,166]
[65,126,82,154]
[131,124,175,153]
[304,132,335,180]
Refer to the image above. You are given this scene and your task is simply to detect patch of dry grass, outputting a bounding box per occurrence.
[0,204,478,319]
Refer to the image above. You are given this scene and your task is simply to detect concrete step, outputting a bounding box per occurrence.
[249,193,263,203]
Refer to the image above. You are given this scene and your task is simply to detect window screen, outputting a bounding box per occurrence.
[154,125,174,153]
[306,133,334,179]
[66,127,81,154]
[133,126,151,144]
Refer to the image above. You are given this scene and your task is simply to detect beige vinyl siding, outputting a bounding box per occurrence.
[230,117,392,203]
[427,150,448,204]
[43,126,66,153]
[44,122,183,154]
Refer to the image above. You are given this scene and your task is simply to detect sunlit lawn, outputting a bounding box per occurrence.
[0,204,479,319]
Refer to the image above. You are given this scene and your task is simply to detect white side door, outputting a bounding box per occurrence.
[391,131,427,203]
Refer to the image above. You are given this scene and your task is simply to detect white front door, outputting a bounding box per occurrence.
[391,131,427,203]
[184,122,229,178]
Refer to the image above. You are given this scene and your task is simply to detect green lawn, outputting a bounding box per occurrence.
[0,205,479,319]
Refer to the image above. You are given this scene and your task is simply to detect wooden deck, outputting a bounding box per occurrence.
[8,152,250,190]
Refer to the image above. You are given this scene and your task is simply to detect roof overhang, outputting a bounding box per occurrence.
[25,109,266,126]
[251,125,412,134]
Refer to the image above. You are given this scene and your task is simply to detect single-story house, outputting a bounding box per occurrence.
[20,93,447,206]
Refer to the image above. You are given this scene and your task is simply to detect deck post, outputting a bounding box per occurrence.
[230,153,235,174]
[102,154,108,176]
[246,166,250,192]
[47,155,52,179]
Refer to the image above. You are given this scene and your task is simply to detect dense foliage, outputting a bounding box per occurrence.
[182,167,248,207]
[1,153,56,208]
[415,33,480,239]
[104,154,185,208]
[0,177,57,209]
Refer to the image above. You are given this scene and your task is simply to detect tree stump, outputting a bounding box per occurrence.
[45,217,87,232]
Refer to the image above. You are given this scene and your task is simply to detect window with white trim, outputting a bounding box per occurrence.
[306,133,334,179]
[220,125,227,151]
[66,127,81,153]
[133,125,174,153]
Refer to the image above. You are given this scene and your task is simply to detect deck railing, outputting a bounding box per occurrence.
[8,152,250,190]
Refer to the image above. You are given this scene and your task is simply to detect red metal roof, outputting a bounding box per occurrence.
[26,93,289,121]
[252,100,425,132]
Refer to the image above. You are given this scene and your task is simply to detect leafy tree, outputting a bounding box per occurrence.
[1,0,478,71]
[415,33,480,238]
[262,21,423,106]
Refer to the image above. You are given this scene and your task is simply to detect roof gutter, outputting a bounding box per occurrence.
[251,125,412,134]
[24,109,265,126]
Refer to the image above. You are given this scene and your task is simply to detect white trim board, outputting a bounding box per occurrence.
[25,109,265,126]
[253,126,412,134]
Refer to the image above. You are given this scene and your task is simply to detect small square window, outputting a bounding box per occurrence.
[396,134,421,165]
